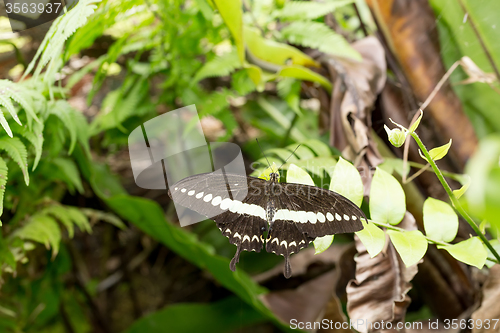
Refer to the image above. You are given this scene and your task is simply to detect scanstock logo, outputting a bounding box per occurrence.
[1,0,79,33]
[128,105,247,227]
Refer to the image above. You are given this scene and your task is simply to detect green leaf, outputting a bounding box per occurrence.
[452,174,471,199]
[125,297,265,333]
[314,235,334,254]
[278,65,332,91]
[465,135,500,227]
[0,158,7,218]
[16,215,62,256]
[274,0,355,20]
[301,139,332,157]
[291,157,337,178]
[423,197,458,242]
[330,157,363,207]
[286,163,315,186]
[378,158,410,178]
[265,148,299,163]
[0,137,29,185]
[428,139,452,161]
[213,0,245,64]
[369,167,406,225]
[277,78,302,116]
[280,21,361,61]
[408,110,423,133]
[355,221,386,257]
[387,230,428,267]
[244,27,319,67]
[437,237,487,269]
[258,162,279,180]
[485,239,500,268]
[194,48,241,82]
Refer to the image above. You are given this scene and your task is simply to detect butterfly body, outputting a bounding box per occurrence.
[168,170,365,278]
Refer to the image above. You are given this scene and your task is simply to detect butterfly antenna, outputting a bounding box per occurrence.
[256,139,272,169]
[278,144,301,171]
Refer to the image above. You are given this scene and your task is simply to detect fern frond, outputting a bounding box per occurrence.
[274,0,354,21]
[44,205,76,238]
[47,101,77,154]
[0,158,8,219]
[81,208,126,230]
[66,207,91,234]
[0,137,29,185]
[53,157,84,194]
[0,80,40,126]
[15,215,62,257]
[23,0,102,79]
[280,21,361,60]
[0,95,21,127]
[194,49,241,82]
[16,121,44,171]
[90,77,148,134]
[200,88,233,117]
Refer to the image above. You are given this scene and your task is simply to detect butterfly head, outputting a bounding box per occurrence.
[269,172,280,183]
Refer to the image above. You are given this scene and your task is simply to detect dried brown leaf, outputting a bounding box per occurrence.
[346,212,419,332]
[472,265,500,333]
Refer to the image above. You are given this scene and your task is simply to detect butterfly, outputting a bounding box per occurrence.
[168,168,366,278]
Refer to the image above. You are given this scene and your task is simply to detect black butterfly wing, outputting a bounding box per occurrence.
[168,172,268,269]
[265,181,366,278]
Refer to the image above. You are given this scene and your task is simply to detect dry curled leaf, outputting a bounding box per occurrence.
[325,36,386,194]
[471,265,500,333]
[347,212,419,332]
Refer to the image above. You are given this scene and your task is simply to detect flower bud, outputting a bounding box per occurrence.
[384,125,407,148]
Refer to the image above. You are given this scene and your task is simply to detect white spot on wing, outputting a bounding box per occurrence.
[203,193,213,202]
[272,238,279,244]
[252,235,260,242]
[352,216,357,220]
[243,235,251,242]
[234,232,242,239]
[211,196,222,206]
[196,192,204,199]
[181,188,187,193]
[280,240,288,248]
[343,214,350,221]
[220,198,232,210]
[298,211,308,223]
[317,212,326,223]
[229,200,242,213]
[326,212,334,221]
[188,190,195,196]
[289,241,297,247]
[307,212,317,224]
[175,187,178,191]
[335,213,342,221]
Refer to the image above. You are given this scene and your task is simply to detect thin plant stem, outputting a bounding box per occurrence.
[410,132,500,263]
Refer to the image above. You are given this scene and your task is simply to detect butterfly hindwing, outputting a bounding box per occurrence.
[265,220,313,278]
